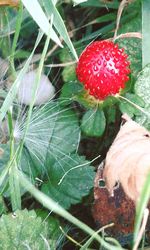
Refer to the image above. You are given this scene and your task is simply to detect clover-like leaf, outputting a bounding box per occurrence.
[20,101,80,169]
[60,81,83,106]
[135,64,150,107]
[117,8,142,78]
[81,109,106,137]
[119,93,145,118]
[0,209,51,250]
[42,154,95,209]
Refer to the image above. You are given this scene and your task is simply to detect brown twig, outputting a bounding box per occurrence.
[113,0,129,40]
[45,61,77,68]
[114,32,142,40]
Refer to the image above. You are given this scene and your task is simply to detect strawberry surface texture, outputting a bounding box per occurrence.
[76,40,130,100]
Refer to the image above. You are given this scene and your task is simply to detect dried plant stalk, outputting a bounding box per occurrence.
[0,0,19,7]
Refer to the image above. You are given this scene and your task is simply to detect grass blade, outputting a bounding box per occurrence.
[21,0,62,47]
[134,173,150,244]
[0,31,43,123]
[142,0,150,67]
[43,0,78,60]
[9,165,21,210]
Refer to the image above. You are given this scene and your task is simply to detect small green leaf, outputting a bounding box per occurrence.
[36,210,62,248]
[0,196,7,215]
[102,96,118,108]
[119,93,145,118]
[46,105,80,165]
[81,109,106,137]
[62,65,76,82]
[9,165,21,211]
[0,144,9,193]
[42,0,78,60]
[0,209,51,249]
[135,106,150,130]
[42,154,95,209]
[134,63,150,107]
[0,144,9,169]
[117,10,142,78]
[20,102,80,167]
[60,81,83,105]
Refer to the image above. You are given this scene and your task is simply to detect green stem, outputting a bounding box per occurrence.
[10,2,23,77]
[133,173,150,244]
[6,3,23,211]
[16,19,53,163]
[0,8,11,58]
[7,108,21,210]
[7,109,14,160]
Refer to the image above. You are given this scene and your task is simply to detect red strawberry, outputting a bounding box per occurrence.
[76,40,130,100]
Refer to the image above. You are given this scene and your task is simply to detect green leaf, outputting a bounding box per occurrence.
[119,93,145,118]
[0,209,52,249]
[9,165,21,210]
[20,146,40,178]
[36,210,62,249]
[42,0,78,60]
[62,65,76,82]
[20,102,80,167]
[60,81,83,105]
[21,0,62,47]
[0,196,7,215]
[0,144,33,197]
[60,82,101,109]
[18,171,117,249]
[81,109,106,137]
[46,104,80,165]
[42,154,95,209]
[0,144,9,192]
[0,144,9,170]
[117,11,142,78]
[134,63,150,107]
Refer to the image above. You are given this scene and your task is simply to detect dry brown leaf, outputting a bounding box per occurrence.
[92,165,150,241]
[103,114,150,203]
[0,0,19,7]
[93,166,135,237]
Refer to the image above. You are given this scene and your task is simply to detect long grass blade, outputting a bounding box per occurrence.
[142,0,150,67]
[0,31,43,123]
[43,0,78,60]
[21,0,62,47]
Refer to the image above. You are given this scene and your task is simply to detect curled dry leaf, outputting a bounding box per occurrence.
[103,114,150,203]
[92,165,150,241]
[93,166,135,238]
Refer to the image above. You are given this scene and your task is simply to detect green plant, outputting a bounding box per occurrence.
[0,0,150,249]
